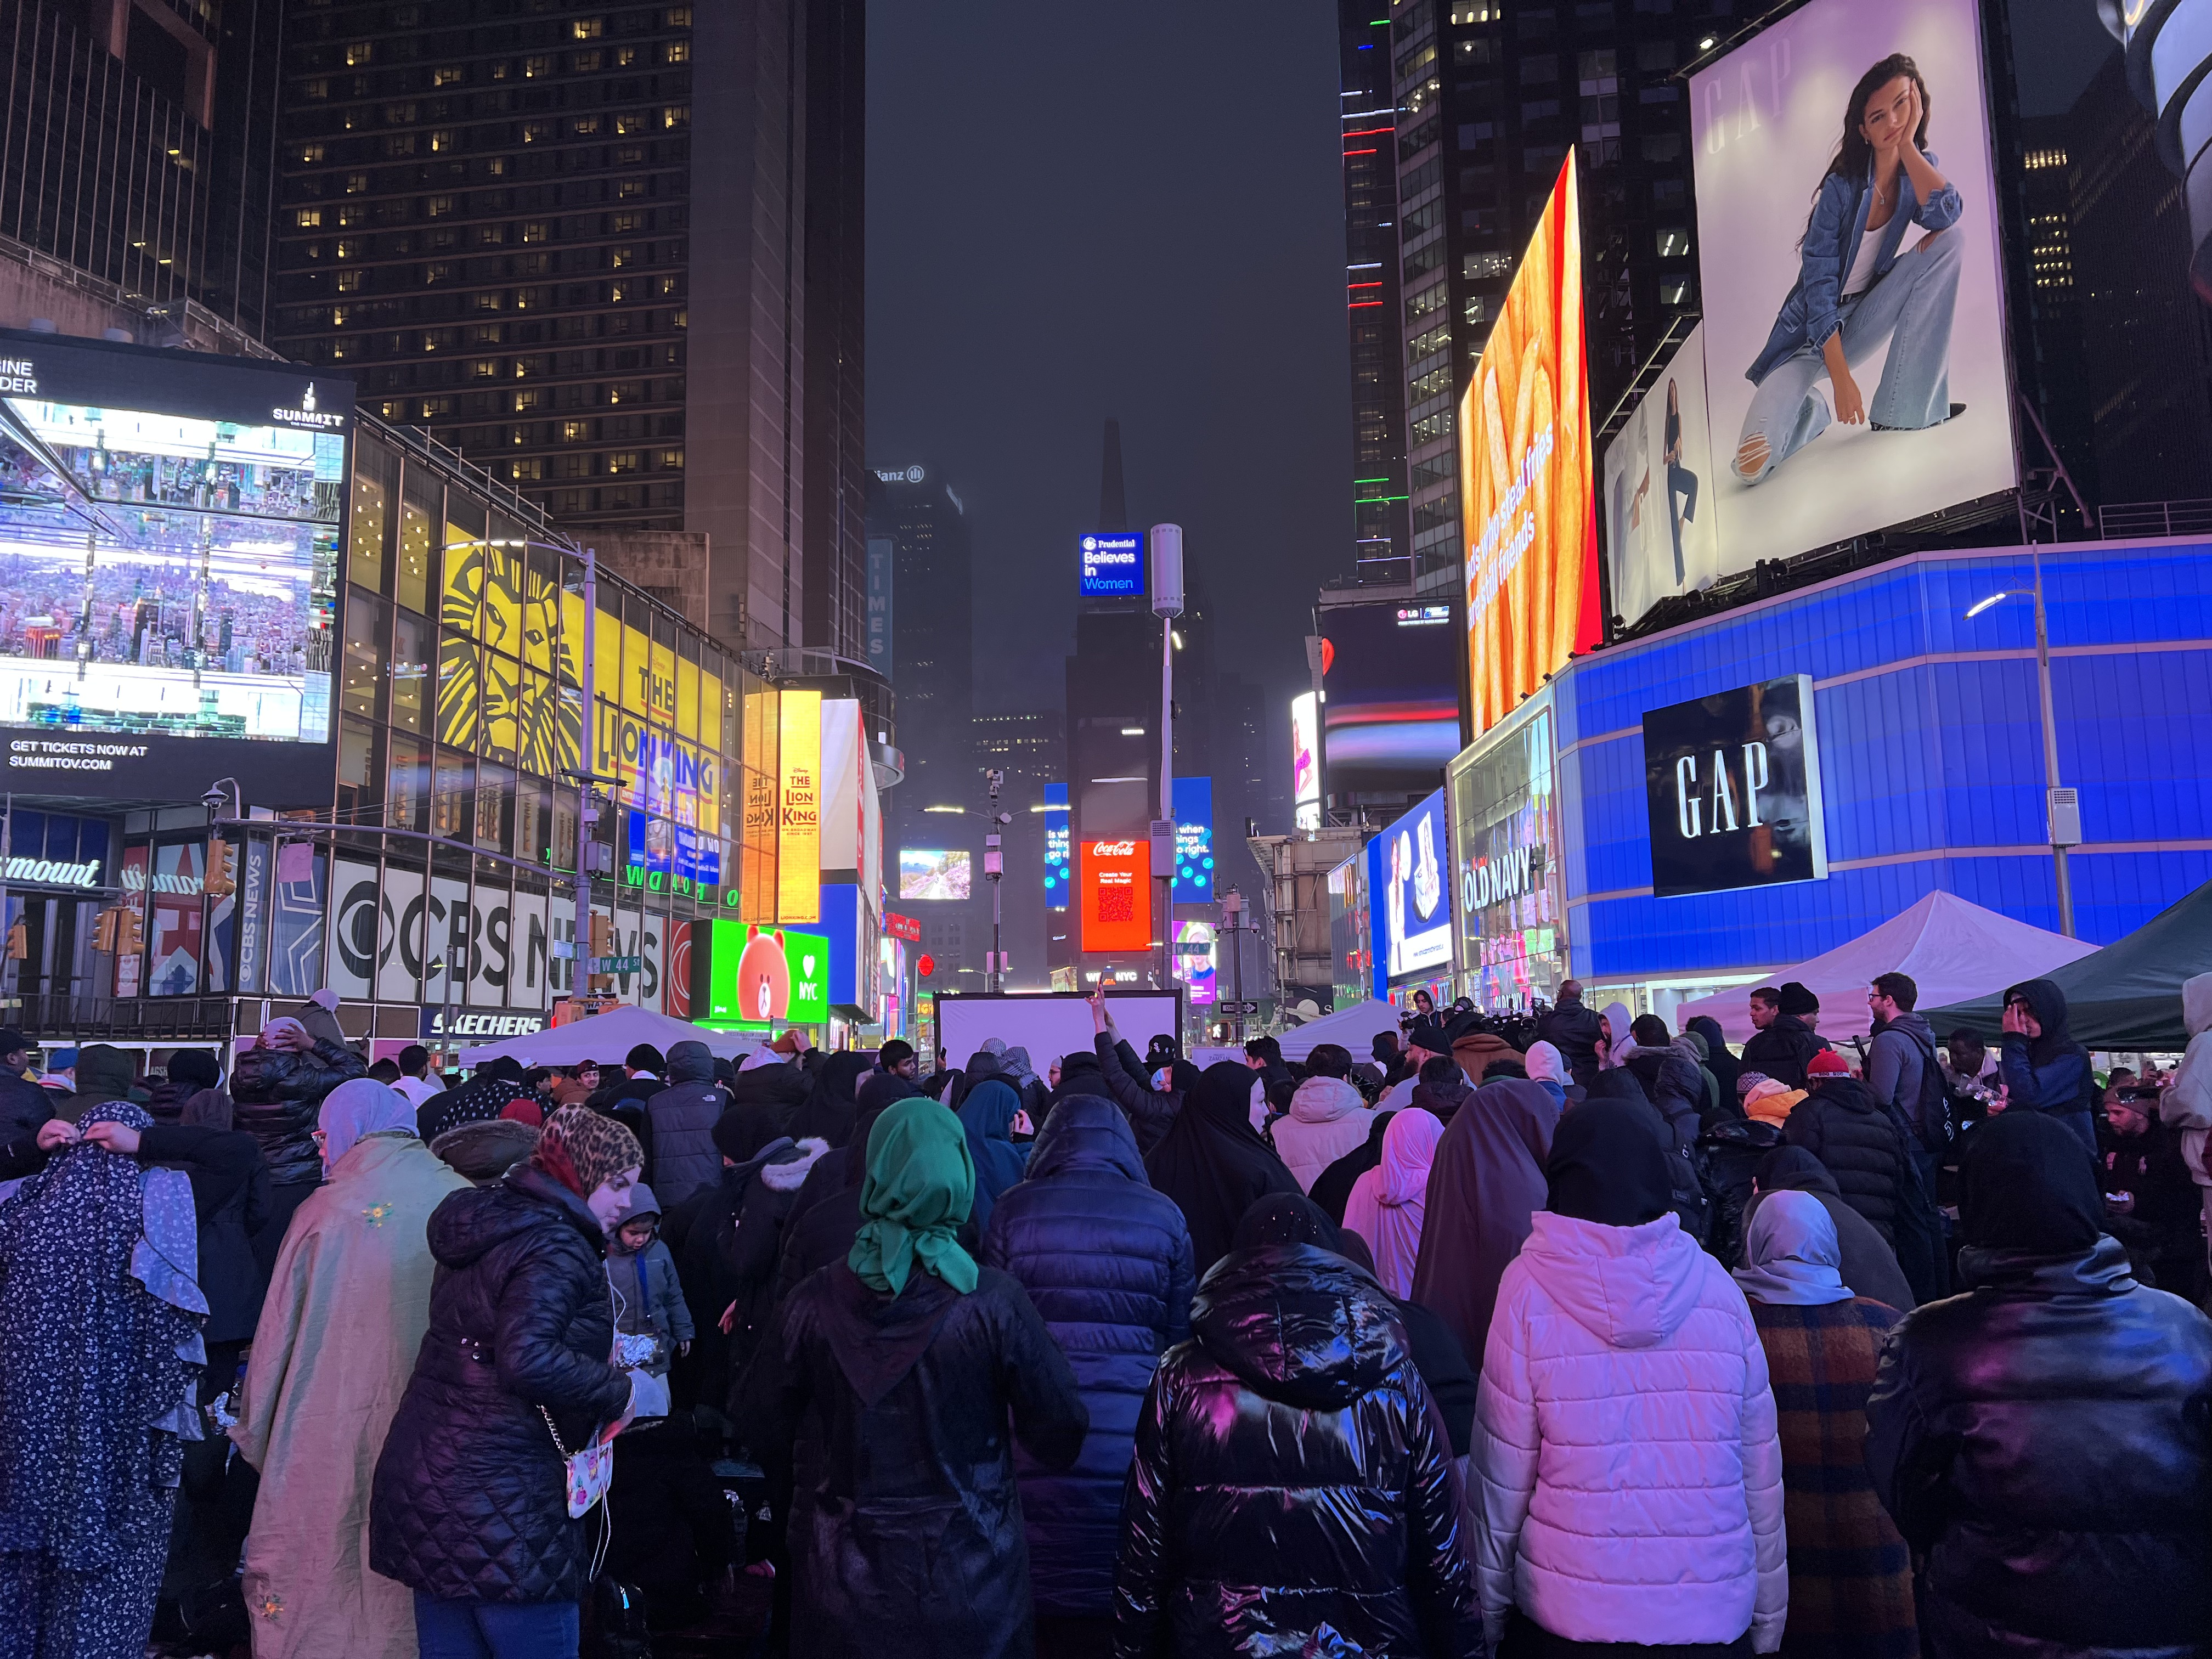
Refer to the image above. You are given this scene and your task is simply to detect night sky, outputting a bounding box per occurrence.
[866,0,1347,755]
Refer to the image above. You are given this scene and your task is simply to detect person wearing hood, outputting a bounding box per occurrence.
[980,1096,1193,1644]
[1143,1061,1304,1280]
[1595,999,1634,1069]
[1410,1077,1557,1369]
[1522,1042,1571,1113]
[1584,1055,1711,1244]
[1271,1043,1376,1193]
[746,1097,1089,1657]
[1450,1016,1526,1085]
[1740,983,1830,1090]
[1310,1109,1396,1224]
[1998,977,2097,1154]
[2157,971,2212,1285]
[1538,980,1606,1088]
[416,1054,530,1143]
[1342,1106,1447,1299]
[1741,1074,1804,1128]
[1114,1191,1481,1659]
[645,1039,729,1210]
[725,1042,814,1121]
[774,1073,932,1302]
[789,1051,872,1151]
[1785,1050,1911,1247]
[1085,992,1181,1150]
[1743,1144,1914,1313]
[605,1185,693,1400]
[228,1018,370,1274]
[1470,1093,1787,1655]
[148,1047,225,1126]
[957,1077,1032,1231]
[681,1103,828,1419]
[1867,973,1949,1213]
[1689,1014,1743,1107]
[429,1115,540,1187]
[0,1102,206,1659]
[1675,1028,1725,1122]
[996,1045,1049,1120]
[371,1105,643,1654]
[1866,1113,2212,1659]
[1620,1014,1709,1152]
[946,1047,1002,1114]
[226,1079,468,1659]
[1413,1049,1477,1121]
[1733,1192,1916,1658]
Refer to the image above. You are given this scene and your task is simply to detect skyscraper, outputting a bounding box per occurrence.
[0,0,285,338]
[269,0,866,653]
[1381,0,1706,596]
[1339,0,1413,585]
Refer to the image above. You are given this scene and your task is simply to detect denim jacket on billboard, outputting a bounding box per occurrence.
[1746,149,1962,386]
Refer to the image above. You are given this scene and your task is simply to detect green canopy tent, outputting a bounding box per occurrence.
[1923,876,2212,1051]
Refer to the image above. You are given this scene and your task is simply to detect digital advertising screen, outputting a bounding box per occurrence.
[1291,691,1319,809]
[699,917,831,1026]
[1458,153,1600,741]
[0,330,349,802]
[1601,325,1721,627]
[1449,698,1567,1007]
[1689,0,2016,569]
[1172,774,1214,904]
[1366,787,1454,985]
[1079,834,1152,953]
[1042,781,1069,910]
[1173,918,1217,1006]
[1079,532,1145,599]
[1641,674,1829,899]
[899,847,971,901]
[1318,600,1462,801]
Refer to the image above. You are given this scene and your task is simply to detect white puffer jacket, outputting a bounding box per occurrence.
[1470,1210,1788,1652]
[1269,1075,1375,1193]
[2159,972,2212,1186]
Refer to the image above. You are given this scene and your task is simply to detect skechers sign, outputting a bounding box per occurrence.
[1640,674,1827,899]
[1079,533,1146,599]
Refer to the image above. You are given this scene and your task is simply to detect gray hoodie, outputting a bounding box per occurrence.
[1866,1011,1939,1139]
[2160,973,2212,1186]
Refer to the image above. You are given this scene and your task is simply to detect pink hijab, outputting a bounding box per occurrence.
[1341,1107,1446,1297]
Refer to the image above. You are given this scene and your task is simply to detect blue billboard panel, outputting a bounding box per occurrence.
[1172,775,1214,903]
[1367,787,1454,985]
[1079,532,1146,598]
[1043,782,1069,910]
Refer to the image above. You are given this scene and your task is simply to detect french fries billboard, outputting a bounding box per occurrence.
[1459,153,1602,738]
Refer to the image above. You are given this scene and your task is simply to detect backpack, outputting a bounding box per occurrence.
[1899,1026,1953,1155]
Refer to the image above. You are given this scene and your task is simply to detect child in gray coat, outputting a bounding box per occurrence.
[606,1183,695,1383]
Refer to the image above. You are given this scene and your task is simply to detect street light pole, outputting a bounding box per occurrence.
[1966,544,2076,937]
[1150,526,1184,996]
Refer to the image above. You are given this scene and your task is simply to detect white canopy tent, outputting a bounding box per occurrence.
[457,1004,766,1068]
[1674,890,2097,1043]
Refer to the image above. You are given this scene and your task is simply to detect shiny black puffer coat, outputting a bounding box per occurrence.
[370,1164,631,1604]
[1784,1076,1910,1245]
[229,1037,368,1184]
[1866,1236,2212,1658]
[746,1261,1088,1658]
[1114,1244,1482,1659]
[981,1098,1194,1618]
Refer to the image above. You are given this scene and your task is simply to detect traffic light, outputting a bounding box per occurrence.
[204,837,236,897]
[119,908,144,956]
[92,909,118,953]
[4,919,24,961]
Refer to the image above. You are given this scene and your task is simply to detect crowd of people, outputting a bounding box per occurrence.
[0,966,2208,1659]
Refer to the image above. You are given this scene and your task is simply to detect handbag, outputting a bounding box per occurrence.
[542,1407,614,1520]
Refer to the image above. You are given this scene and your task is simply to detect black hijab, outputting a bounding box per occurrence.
[1308,1110,1397,1226]
[1960,1111,2102,1254]
[1687,1016,1741,1102]
[790,1051,872,1149]
[2004,977,2089,1071]
[1145,1060,1302,1280]
[1546,1093,1674,1226]
[1232,1190,1377,1274]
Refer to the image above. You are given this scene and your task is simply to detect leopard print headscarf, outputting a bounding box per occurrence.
[534,1104,643,1198]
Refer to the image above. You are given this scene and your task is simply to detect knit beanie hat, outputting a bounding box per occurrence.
[1777,981,1820,1018]
[1806,1048,1851,1078]
[534,1104,643,1198]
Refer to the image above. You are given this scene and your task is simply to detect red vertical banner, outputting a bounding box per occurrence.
[1079,837,1153,954]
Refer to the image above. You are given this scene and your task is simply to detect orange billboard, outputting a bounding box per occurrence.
[1459,150,1601,738]
[1079,836,1152,954]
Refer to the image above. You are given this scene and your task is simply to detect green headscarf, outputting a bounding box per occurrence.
[848,1096,979,1295]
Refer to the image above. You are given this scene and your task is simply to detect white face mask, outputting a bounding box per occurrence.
[586,1167,642,1235]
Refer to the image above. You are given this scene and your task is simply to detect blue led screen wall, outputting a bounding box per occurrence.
[1544,539,2212,982]
[1173,775,1214,903]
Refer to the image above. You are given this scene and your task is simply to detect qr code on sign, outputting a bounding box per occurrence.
[1098,887,1133,923]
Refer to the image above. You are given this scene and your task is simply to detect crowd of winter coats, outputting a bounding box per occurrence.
[4,962,2212,1659]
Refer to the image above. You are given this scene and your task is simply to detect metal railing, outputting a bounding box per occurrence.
[2098,499,2212,540]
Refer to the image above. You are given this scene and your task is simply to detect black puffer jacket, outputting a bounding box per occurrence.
[727,1058,811,1123]
[230,1037,369,1185]
[1115,1243,1482,1659]
[1866,1235,2212,1658]
[0,1065,48,1143]
[746,1261,1088,1657]
[1092,1032,1180,1154]
[370,1163,631,1604]
[646,1041,727,1211]
[1739,1013,1828,1090]
[1536,995,1604,1086]
[1784,1076,1910,1245]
